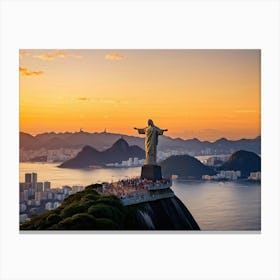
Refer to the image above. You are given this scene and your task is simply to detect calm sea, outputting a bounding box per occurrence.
[19,162,261,231]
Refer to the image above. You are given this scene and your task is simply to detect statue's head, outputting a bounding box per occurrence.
[148,119,154,126]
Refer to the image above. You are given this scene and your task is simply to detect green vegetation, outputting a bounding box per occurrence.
[20,184,128,230]
[219,150,261,177]
[122,203,145,229]
[161,154,216,179]
[20,183,200,230]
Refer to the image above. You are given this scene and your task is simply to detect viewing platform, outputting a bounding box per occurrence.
[147,181,172,191]
[98,177,174,206]
[121,189,174,206]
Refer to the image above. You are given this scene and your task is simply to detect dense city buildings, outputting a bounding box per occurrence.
[20,146,235,164]
[20,148,81,162]
[19,173,84,223]
[202,170,261,181]
[202,170,241,181]
[106,157,145,167]
[105,151,200,168]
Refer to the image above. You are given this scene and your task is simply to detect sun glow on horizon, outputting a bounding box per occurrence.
[20,49,260,141]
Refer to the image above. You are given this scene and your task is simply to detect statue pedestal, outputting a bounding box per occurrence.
[141,165,162,181]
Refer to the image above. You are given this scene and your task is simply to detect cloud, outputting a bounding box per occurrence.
[34,51,82,60]
[34,51,65,60]
[77,97,91,101]
[19,67,44,77]
[76,97,128,105]
[19,51,30,59]
[105,53,124,60]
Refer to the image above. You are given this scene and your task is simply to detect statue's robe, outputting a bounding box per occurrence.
[137,125,163,165]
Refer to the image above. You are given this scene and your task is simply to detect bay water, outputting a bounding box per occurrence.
[19,162,261,231]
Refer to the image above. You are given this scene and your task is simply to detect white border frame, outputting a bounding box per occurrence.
[1,1,279,280]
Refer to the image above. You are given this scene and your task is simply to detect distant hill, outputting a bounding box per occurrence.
[219,150,261,177]
[20,131,261,155]
[160,154,216,179]
[20,131,145,151]
[20,184,200,230]
[59,138,145,169]
[20,132,39,150]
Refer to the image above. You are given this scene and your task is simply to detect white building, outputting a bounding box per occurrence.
[53,201,61,208]
[44,181,51,192]
[62,186,72,195]
[23,190,29,201]
[133,157,139,165]
[32,173,37,190]
[40,191,48,200]
[35,200,41,206]
[35,191,42,201]
[45,202,53,210]
[27,199,36,206]
[47,192,53,200]
[54,193,64,201]
[36,182,43,192]
[248,171,261,181]
[202,175,212,180]
[202,170,241,181]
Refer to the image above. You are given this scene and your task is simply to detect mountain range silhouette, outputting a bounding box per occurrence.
[20,131,261,155]
[59,138,145,168]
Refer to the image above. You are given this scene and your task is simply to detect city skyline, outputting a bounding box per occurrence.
[20,49,260,141]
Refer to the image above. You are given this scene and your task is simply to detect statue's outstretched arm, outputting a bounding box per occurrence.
[134,127,145,134]
[156,127,168,135]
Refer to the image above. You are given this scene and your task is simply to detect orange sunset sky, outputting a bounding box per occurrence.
[19,49,260,141]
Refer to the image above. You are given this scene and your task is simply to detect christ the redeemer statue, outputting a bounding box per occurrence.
[134,119,168,165]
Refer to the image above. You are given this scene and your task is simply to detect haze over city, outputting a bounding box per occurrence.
[20,49,260,141]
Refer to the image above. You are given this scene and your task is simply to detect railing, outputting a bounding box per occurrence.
[121,191,174,206]
[147,182,172,191]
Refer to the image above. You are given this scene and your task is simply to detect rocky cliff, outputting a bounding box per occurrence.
[128,196,200,230]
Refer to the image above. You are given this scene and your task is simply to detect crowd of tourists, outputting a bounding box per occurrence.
[99,177,171,199]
